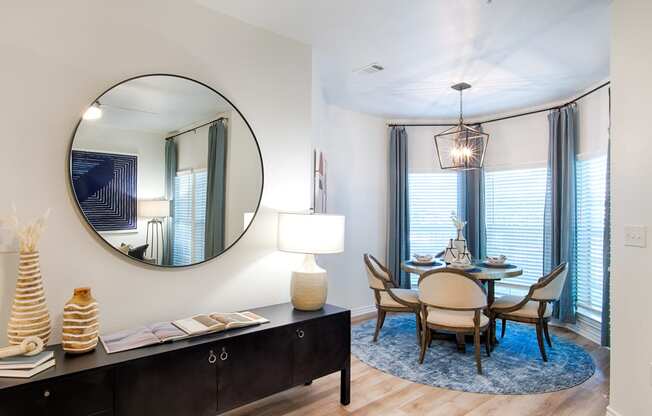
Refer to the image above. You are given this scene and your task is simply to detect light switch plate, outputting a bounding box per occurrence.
[624,225,647,248]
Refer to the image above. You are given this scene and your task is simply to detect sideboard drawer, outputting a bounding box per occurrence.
[292,312,350,384]
[0,369,114,416]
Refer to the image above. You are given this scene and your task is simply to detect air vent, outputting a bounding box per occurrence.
[354,63,384,74]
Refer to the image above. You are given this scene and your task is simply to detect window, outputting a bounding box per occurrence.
[485,167,547,294]
[576,156,607,320]
[173,170,207,265]
[408,172,458,286]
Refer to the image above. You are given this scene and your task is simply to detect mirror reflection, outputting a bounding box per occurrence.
[70,75,263,267]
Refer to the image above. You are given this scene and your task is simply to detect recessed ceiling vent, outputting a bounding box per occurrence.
[354,63,384,74]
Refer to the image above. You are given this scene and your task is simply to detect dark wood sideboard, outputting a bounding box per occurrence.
[0,303,351,416]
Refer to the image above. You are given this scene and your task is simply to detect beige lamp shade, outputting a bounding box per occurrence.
[277,213,345,254]
[138,199,170,218]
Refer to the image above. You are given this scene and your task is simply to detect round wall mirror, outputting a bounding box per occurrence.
[69,74,263,267]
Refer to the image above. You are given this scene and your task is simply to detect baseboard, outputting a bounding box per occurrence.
[550,313,602,345]
[350,304,376,318]
[606,405,623,416]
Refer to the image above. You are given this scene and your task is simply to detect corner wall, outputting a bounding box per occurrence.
[609,1,652,414]
[311,53,386,313]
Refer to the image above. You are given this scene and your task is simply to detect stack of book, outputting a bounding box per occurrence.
[0,351,55,378]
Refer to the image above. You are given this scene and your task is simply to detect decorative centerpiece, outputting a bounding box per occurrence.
[2,207,52,346]
[451,211,468,255]
[62,287,99,354]
[443,211,473,267]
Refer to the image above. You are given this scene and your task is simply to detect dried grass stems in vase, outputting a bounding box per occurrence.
[1,206,52,345]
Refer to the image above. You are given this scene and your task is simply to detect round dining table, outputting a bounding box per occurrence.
[401,259,523,347]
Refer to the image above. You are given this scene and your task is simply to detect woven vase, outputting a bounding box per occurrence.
[62,287,99,354]
[7,251,51,345]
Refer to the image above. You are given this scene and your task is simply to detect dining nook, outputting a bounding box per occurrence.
[353,78,609,397]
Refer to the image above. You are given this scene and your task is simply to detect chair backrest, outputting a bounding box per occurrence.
[532,263,568,301]
[418,269,487,310]
[363,254,392,290]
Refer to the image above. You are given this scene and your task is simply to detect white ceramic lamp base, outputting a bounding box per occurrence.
[291,254,328,311]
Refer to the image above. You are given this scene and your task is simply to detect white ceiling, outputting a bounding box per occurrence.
[197,0,610,119]
[92,75,232,134]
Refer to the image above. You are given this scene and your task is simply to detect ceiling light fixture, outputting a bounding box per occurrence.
[82,101,103,120]
[433,83,489,170]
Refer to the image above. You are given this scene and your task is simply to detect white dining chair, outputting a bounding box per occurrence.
[490,262,568,362]
[363,254,421,343]
[418,269,490,374]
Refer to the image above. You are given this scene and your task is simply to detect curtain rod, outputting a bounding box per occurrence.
[165,117,227,140]
[388,81,610,128]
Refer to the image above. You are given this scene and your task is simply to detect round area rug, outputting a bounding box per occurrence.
[351,314,595,394]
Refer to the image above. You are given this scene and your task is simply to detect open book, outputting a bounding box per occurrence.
[100,312,269,354]
[173,312,269,336]
[100,321,187,354]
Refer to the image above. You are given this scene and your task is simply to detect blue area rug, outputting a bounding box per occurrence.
[351,314,595,394]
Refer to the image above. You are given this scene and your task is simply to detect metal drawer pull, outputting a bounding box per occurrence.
[297,329,305,339]
[208,350,217,364]
[220,348,229,361]
[43,389,50,398]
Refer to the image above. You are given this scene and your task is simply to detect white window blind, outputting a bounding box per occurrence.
[173,170,207,265]
[408,172,458,286]
[576,156,607,320]
[485,167,547,292]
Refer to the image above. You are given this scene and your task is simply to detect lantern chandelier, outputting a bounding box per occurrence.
[434,82,489,170]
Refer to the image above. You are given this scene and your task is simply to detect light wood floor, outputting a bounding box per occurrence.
[224,314,610,416]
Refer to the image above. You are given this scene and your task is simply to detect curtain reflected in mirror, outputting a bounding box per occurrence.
[69,75,263,267]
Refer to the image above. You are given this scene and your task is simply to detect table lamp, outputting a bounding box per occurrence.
[138,199,171,263]
[277,213,345,311]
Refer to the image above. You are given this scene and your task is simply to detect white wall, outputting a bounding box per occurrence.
[312,54,387,312]
[225,110,264,245]
[72,123,166,250]
[609,1,652,415]
[0,0,311,344]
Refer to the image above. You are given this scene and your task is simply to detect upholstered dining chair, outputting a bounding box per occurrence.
[490,263,568,362]
[417,269,490,374]
[363,254,420,343]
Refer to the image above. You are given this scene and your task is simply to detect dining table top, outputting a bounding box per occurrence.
[401,259,523,281]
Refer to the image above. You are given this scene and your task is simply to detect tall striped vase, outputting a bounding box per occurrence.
[7,251,51,345]
[62,287,99,354]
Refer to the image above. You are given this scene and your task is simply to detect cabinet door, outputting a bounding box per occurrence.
[116,346,217,416]
[292,313,350,385]
[0,384,47,416]
[0,370,113,416]
[50,369,114,416]
[217,328,293,413]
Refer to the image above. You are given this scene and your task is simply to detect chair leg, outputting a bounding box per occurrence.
[543,320,552,348]
[535,321,548,362]
[501,318,507,339]
[484,329,491,357]
[456,333,466,353]
[418,325,428,364]
[474,327,482,375]
[373,309,386,342]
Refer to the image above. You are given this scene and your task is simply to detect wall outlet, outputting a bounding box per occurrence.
[624,225,647,247]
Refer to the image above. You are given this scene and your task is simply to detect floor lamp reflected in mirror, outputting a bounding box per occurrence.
[138,200,170,265]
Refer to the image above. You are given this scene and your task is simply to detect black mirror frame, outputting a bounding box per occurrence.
[67,73,265,268]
